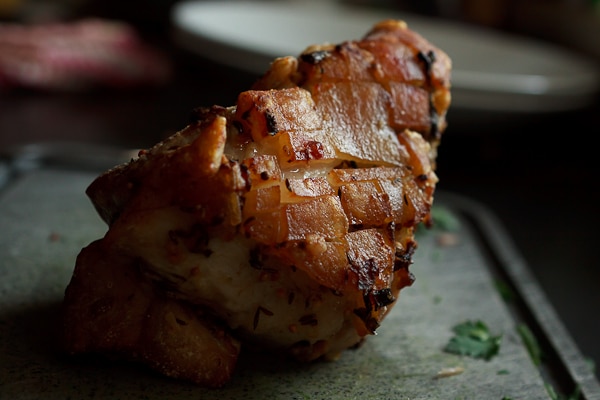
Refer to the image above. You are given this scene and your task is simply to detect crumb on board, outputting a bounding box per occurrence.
[435,366,465,379]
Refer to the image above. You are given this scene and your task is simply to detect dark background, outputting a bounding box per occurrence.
[1,0,599,384]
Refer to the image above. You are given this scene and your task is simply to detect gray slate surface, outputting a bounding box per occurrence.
[0,168,551,399]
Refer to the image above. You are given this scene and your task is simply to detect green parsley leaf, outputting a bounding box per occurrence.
[430,206,461,232]
[493,279,515,303]
[517,324,542,367]
[545,382,559,400]
[444,320,502,360]
[415,206,461,238]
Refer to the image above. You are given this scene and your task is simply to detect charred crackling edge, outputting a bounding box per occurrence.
[416,49,441,141]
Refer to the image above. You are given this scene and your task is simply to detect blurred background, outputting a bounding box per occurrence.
[1,0,599,385]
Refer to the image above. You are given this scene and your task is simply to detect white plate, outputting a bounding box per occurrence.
[171,0,600,113]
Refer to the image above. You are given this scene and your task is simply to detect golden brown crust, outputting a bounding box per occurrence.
[254,19,451,144]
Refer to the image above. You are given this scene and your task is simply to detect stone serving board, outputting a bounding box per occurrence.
[1,164,597,400]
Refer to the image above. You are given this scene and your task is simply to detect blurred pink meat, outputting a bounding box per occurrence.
[0,18,170,90]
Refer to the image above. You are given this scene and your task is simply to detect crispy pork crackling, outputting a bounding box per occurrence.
[62,20,451,387]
